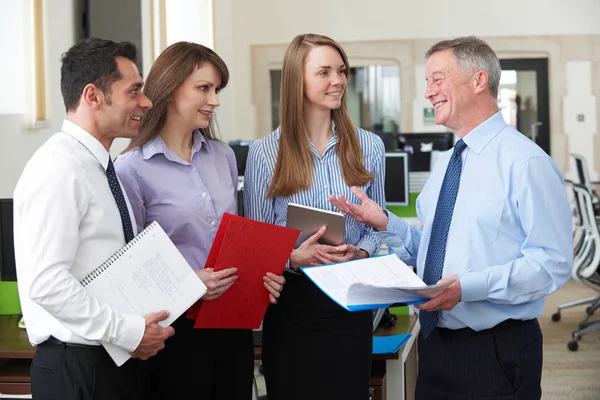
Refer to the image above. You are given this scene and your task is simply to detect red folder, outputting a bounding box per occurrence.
[188,213,300,329]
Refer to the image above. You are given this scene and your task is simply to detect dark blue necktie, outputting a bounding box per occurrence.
[106,158,135,243]
[420,139,467,338]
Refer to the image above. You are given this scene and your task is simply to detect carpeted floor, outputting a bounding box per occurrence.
[540,279,600,399]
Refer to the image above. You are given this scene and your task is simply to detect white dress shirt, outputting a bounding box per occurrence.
[14,120,145,351]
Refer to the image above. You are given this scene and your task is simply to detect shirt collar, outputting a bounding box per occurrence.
[142,129,207,162]
[61,120,111,170]
[462,112,507,155]
[274,121,338,141]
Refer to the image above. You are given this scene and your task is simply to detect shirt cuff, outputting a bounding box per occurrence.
[459,270,489,302]
[356,237,377,258]
[372,230,408,249]
[112,314,146,352]
[284,258,301,275]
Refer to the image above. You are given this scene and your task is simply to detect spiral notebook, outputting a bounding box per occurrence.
[81,221,207,366]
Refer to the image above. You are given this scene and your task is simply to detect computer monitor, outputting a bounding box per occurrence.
[385,152,409,206]
[0,199,16,282]
[229,142,252,176]
[372,131,397,152]
[398,132,454,172]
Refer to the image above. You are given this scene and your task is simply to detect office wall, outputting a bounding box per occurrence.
[213,0,600,175]
[2,0,598,196]
[87,0,143,62]
[0,0,79,314]
[0,0,78,198]
[0,1,26,115]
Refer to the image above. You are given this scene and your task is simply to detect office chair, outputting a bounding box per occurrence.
[556,184,600,351]
[571,153,600,212]
[552,184,596,322]
[554,184,600,320]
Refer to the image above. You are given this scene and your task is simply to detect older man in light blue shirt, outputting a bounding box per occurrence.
[330,36,572,400]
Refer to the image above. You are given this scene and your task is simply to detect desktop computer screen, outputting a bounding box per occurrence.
[229,141,253,217]
[229,142,252,177]
[398,132,454,172]
[372,131,397,152]
[0,199,16,282]
[384,152,409,206]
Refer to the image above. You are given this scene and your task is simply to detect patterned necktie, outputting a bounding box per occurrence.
[420,139,467,338]
[106,158,135,243]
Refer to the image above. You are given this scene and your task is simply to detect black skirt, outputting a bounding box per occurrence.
[144,315,254,400]
[261,271,373,400]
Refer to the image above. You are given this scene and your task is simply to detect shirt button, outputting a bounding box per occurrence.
[202,192,207,197]
[323,185,328,190]
[211,220,217,227]
[320,159,325,164]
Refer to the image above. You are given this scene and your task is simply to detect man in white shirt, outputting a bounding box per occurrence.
[14,38,174,400]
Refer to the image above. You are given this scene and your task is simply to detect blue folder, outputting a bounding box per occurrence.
[373,333,412,354]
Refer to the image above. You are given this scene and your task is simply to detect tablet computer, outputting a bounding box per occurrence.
[286,203,345,248]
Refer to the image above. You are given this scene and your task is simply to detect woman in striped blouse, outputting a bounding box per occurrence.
[244,33,386,400]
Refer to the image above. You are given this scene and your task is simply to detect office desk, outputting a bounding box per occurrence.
[253,314,419,400]
[373,314,419,400]
[0,316,34,399]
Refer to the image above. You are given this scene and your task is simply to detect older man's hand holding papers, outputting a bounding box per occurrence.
[327,186,461,312]
[300,254,457,311]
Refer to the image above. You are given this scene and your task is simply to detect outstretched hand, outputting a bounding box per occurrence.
[328,186,388,231]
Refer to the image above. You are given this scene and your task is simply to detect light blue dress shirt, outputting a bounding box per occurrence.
[376,112,573,331]
[244,127,386,258]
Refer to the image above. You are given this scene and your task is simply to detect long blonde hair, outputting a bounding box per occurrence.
[124,41,229,152]
[267,34,374,198]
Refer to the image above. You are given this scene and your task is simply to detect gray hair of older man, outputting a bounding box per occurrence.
[426,36,501,98]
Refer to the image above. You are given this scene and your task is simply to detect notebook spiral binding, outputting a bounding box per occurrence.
[80,221,158,287]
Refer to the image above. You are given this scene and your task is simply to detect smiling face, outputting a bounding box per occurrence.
[167,62,222,133]
[302,45,347,111]
[100,57,152,139]
[424,48,478,132]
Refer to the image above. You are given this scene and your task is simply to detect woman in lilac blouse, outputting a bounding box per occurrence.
[115,42,284,400]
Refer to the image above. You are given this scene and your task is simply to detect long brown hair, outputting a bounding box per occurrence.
[267,34,374,198]
[123,41,229,152]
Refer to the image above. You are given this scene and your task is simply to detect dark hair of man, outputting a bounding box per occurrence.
[60,37,138,112]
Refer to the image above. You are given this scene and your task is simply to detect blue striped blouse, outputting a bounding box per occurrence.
[244,127,386,258]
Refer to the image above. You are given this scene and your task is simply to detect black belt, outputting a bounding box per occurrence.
[43,336,101,349]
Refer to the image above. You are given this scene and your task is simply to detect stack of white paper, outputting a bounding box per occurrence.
[301,254,456,311]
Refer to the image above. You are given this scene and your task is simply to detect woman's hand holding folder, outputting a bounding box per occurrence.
[196,267,238,300]
[263,272,286,304]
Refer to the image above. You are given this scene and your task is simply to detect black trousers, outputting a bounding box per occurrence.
[416,318,543,400]
[31,339,144,400]
[262,271,373,400]
[145,314,254,400]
